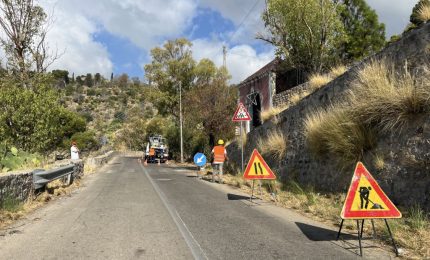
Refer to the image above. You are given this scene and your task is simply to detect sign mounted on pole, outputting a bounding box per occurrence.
[232,102,251,122]
[243,149,276,180]
[341,162,402,219]
[193,153,206,167]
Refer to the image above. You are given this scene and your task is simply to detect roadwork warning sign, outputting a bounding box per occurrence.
[341,162,402,219]
[232,102,251,122]
[243,149,276,180]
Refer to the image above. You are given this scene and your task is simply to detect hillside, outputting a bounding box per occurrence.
[59,75,154,152]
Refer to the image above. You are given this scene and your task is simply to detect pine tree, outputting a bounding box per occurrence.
[338,0,386,63]
[410,0,430,25]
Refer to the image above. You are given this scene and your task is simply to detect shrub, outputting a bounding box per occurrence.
[308,73,332,91]
[0,77,87,154]
[257,129,288,160]
[87,88,96,96]
[69,131,99,152]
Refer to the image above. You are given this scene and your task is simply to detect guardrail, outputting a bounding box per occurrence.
[32,164,75,189]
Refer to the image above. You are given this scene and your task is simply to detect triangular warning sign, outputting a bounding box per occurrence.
[243,149,276,180]
[232,102,251,122]
[341,162,402,219]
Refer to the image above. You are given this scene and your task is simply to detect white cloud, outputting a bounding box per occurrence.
[192,38,274,84]
[39,0,198,76]
[59,0,197,49]
[44,9,113,76]
[200,0,266,45]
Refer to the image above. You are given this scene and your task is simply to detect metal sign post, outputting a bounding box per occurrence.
[232,102,251,173]
[240,121,244,173]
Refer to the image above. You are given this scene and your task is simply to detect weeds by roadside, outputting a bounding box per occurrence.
[0,171,86,229]
[257,129,287,160]
[305,60,430,168]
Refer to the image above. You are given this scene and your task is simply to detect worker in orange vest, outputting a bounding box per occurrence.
[211,139,228,183]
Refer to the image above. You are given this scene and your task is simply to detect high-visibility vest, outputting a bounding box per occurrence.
[149,148,155,156]
[213,145,226,163]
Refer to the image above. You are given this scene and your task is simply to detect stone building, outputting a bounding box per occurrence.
[237,59,306,131]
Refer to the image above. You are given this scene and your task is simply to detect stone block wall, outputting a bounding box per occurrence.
[226,23,430,211]
[0,171,34,206]
[272,82,312,108]
[0,160,85,208]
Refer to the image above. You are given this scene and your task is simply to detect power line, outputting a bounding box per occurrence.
[224,0,262,69]
[228,0,261,44]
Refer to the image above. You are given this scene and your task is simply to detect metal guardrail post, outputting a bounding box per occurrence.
[32,164,75,189]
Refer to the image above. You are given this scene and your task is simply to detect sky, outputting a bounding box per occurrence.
[37,0,419,84]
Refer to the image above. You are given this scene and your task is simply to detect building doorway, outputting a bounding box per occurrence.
[252,93,262,128]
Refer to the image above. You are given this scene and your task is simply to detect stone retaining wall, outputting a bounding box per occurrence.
[226,23,430,211]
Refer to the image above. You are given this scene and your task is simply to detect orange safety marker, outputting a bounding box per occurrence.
[243,149,276,180]
[341,162,401,219]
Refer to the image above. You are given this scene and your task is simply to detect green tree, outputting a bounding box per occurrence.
[145,38,196,117]
[182,59,235,156]
[94,73,101,86]
[51,69,69,84]
[259,0,345,73]
[76,76,83,86]
[116,73,129,88]
[84,73,93,87]
[194,58,217,86]
[0,75,86,154]
[337,0,386,63]
[410,0,430,25]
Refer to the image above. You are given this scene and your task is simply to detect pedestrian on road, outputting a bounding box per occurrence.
[211,139,228,183]
[71,141,80,160]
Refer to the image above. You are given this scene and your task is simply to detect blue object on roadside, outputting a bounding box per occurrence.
[194,153,206,167]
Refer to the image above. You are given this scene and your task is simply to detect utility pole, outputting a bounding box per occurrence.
[222,45,227,68]
[179,81,184,163]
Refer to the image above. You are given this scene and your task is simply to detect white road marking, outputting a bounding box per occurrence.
[139,163,208,260]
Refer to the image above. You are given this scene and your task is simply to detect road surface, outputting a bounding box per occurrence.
[0,155,394,259]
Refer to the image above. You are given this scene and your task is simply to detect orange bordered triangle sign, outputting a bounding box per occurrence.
[232,102,251,122]
[243,149,276,180]
[341,162,402,219]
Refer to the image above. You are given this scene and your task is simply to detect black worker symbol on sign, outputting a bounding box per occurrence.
[358,186,384,209]
[359,186,372,209]
[253,162,263,174]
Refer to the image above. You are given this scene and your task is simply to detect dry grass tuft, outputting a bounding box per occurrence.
[418,3,430,22]
[309,73,332,91]
[260,104,289,123]
[304,106,376,168]
[305,60,430,167]
[257,129,288,160]
[289,93,302,105]
[350,60,430,133]
[373,154,385,170]
[329,65,347,78]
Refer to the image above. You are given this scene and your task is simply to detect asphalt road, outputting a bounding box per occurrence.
[0,155,394,259]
